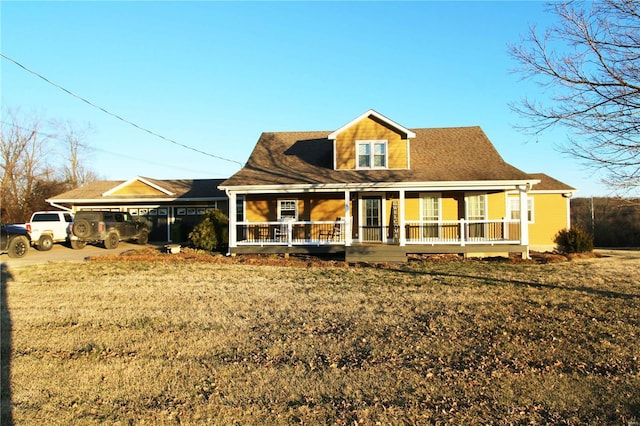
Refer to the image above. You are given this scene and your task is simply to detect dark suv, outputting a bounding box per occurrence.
[70,211,150,250]
[1,223,31,258]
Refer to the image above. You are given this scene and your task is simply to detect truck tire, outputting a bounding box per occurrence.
[37,234,54,251]
[73,219,92,238]
[8,235,29,258]
[70,240,86,250]
[137,230,149,245]
[104,232,119,249]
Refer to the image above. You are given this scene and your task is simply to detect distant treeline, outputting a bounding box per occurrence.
[571,197,640,248]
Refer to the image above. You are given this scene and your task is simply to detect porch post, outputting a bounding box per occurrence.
[344,190,352,246]
[227,190,237,252]
[399,189,406,246]
[519,185,530,259]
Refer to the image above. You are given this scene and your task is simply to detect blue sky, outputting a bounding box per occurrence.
[1,1,610,196]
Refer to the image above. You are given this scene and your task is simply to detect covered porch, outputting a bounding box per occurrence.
[226,183,534,260]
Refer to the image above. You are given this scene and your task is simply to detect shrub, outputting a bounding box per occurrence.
[188,209,229,251]
[554,226,594,254]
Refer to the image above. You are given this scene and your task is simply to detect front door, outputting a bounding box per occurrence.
[362,197,383,242]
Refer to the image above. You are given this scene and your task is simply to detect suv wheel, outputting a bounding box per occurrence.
[37,234,54,251]
[137,230,149,245]
[8,235,29,258]
[70,240,86,250]
[104,232,119,249]
[73,219,92,238]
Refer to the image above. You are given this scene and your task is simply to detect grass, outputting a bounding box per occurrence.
[2,251,639,424]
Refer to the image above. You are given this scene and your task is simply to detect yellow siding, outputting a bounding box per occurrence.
[487,192,506,220]
[404,192,462,220]
[441,193,461,220]
[404,196,421,221]
[529,193,569,249]
[111,180,166,196]
[308,197,345,221]
[334,116,408,170]
[246,198,276,221]
[245,194,347,222]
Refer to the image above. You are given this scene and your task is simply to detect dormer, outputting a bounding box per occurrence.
[328,109,416,171]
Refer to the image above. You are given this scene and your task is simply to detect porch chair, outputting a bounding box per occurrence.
[319,218,342,241]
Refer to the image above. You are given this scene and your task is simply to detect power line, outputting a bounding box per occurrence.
[0,52,244,167]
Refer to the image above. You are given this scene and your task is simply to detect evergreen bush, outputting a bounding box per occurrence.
[554,226,594,254]
[188,209,229,251]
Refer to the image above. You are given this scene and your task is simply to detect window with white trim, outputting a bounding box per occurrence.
[466,193,487,239]
[236,195,245,222]
[508,197,534,222]
[357,140,387,169]
[421,193,441,238]
[466,194,486,220]
[421,194,441,221]
[278,199,298,220]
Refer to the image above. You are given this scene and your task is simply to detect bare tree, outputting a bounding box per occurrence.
[511,1,640,194]
[0,110,50,222]
[52,120,98,187]
[1,109,97,223]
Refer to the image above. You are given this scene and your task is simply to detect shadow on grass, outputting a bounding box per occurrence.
[394,266,640,301]
[1,263,13,426]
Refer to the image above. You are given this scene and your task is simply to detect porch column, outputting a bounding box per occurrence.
[344,190,352,246]
[227,190,237,251]
[399,189,406,246]
[519,185,529,259]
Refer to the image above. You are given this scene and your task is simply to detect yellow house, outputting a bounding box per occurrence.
[220,110,576,261]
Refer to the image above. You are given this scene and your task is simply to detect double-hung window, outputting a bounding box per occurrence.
[357,140,387,169]
[508,197,534,222]
[278,199,298,221]
[421,193,441,238]
[466,194,487,238]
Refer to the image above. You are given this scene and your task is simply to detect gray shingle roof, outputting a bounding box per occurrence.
[49,178,227,201]
[528,173,576,191]
[220,127,534,187]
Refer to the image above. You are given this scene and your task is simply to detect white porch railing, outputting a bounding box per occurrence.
[404,219,521,245]
[234,219,521,247]
[236,220,346,247]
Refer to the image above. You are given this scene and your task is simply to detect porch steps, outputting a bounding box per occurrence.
[345,245,407,263]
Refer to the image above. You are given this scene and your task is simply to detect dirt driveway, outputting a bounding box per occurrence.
[1,242,163,269]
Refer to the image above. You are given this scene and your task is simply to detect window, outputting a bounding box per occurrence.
[357,140,387,169]
[421,193,441,238]
[466,194,486,220]
[508,197,534,222]
[278,199,298,220]
[236,195,245,222]
[421,194,441,221]
[466,194,487,238]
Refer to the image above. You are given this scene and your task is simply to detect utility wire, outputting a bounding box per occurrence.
[1,52,244,166]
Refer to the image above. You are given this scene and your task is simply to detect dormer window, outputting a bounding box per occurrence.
[357,140,387,169]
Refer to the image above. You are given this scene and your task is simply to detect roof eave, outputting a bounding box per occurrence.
[46,196,226,204]
[328,109,416,140]
[102,176,176,197]
[220,179,540,194]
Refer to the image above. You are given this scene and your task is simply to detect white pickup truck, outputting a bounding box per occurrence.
[26,211,74,251]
